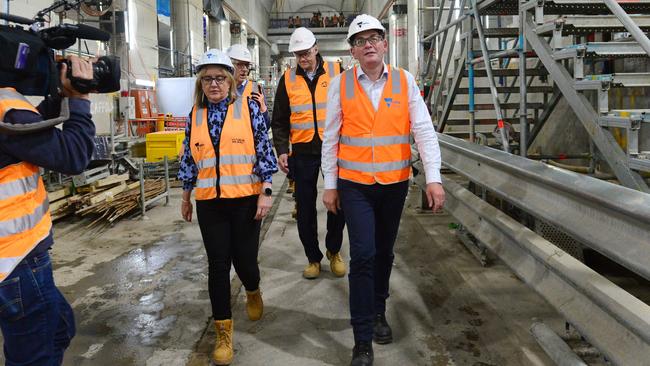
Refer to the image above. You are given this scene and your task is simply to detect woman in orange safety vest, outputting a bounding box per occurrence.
[177,49,278,366]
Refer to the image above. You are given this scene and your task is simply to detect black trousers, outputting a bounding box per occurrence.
[293,154,346,263]
[196,195,261,320]
[338,179,409,342]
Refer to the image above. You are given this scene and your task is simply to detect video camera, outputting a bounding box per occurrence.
[0,0,121,134]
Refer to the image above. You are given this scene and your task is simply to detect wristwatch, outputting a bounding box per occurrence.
[263,187,272,197]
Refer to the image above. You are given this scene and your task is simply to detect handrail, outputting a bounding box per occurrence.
[437,132,650,280]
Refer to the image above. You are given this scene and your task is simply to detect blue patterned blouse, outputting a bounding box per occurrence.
[177,97,278,192]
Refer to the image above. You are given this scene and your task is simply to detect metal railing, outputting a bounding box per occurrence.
[413,133,650,365]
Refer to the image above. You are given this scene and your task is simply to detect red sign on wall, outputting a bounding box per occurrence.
[393,28,407,37]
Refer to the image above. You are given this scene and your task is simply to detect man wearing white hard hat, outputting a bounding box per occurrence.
[226,44,270,128]
[322,14,445,366]
[271,27,347,280]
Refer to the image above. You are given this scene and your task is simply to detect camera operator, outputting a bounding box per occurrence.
[0,55,95,365]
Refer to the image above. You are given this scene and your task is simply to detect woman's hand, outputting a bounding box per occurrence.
[255,194,272,220]
[181,200,193,222]
[251,92,267,113]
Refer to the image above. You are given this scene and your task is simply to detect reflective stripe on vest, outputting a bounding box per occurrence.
[241,81,258,98]
[284,61,340,144]
[0,90,52,281]
[189,98,261,200]
[0,88,38,116]
[338,65,411,185]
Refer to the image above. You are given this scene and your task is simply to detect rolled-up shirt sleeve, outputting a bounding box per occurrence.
[322,73,343,190]
[177,117,198,191]
[406,71,442,184]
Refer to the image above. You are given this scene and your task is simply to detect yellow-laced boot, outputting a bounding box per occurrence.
[326,251,346,277]
[213,319,233,365]
[246,289,264,321]
[303,262,321,279]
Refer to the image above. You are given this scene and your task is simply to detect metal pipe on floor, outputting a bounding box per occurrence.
[139,160,146,218]
[530,322,588,366]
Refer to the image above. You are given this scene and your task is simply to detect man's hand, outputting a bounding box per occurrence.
[426,182,445,213]
[251,92,267,113]
[60,56,92,100]
[323,189,341,214]
[278,153,289,174]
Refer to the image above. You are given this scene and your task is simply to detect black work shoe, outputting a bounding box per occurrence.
[350,341,373,366]
[373,313,393,344]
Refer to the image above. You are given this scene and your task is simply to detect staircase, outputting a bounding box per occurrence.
[424,0,650,192]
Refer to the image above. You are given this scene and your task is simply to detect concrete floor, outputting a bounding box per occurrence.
[0,175,570,365]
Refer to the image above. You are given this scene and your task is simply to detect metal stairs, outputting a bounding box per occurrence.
[422,0,650,192]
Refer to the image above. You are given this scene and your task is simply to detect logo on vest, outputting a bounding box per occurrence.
[321,81,328,88]
[194,142,204,151]
[231,138,245,144]
[384,97,400,108]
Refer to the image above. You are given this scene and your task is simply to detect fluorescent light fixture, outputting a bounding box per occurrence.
[134,79,155,87]
[241,18,247,24]
[127,0,137,49]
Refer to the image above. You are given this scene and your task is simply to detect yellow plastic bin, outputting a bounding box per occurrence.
[145,131,185,162]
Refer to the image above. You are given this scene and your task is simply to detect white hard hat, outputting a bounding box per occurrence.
[347,14,386,42]
[288,27,316,53]
[226,44,252,63]
[196,48,234,74]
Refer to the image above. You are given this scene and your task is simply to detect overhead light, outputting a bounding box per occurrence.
[241,18,247,24]
[134,79,155,87]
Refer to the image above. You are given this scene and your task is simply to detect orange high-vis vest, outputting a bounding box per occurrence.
[284,61,340,144]
[0,88,53,282]
[338,65,411,185]
[189,97,261,200]
[240,80,259,98]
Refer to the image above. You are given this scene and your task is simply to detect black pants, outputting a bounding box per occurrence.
[338,179,409,342]
[196,195,261,320]
[293,154,346,263]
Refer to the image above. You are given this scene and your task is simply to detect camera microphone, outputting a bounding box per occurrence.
[40,23,110,49]
[0,12,34,26]
[60,23,110,42]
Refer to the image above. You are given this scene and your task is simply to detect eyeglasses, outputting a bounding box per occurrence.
[200,75,228,85]
[233,62,251,70]
[351,35,384,48]
[294,48,314,59]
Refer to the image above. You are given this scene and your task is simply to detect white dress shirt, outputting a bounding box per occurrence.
[322,63,442,189]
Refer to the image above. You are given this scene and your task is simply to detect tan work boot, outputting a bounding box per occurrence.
[291,202,298,219]
[303,262,321,279]
[326,250,346,277]
[213,319,233,365]
[246,289,263,321]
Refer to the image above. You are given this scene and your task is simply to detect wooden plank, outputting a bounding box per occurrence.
[89,182,128,205]
[49,199,69,212]
[48,186,71,202]
[126,181,140,190]
[94,174,130,188]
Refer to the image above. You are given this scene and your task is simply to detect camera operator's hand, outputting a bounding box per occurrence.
[60,56,92,100]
